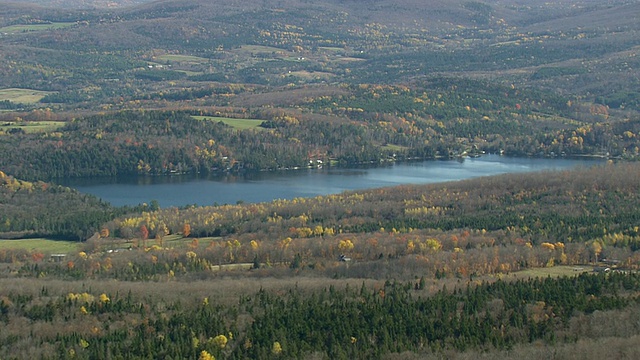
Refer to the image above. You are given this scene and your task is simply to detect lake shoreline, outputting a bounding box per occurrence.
[57,154,605,208]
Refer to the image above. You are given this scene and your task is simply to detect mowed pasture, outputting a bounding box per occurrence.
[235,45,290,55]
[155,54,210,64]
[287,70,334,80]
[0,235,224,257]
[0,238,80,253]
[155,234,221,249]
[0,22,76,34]
[501,265,594,280]
[318,46,345,52]
[192,115,265,130]
[381,143,409,152]
[99,235,223,252]
[1,121,66,133]
[0,88,54,104]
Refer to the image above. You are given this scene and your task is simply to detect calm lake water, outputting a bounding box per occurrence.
[58,155,603,208]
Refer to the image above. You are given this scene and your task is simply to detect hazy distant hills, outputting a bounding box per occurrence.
[1,0,639,180]
[0,0,152,9]
[2,0,638,41]
[0,0,638,105]
[2,0,638,30]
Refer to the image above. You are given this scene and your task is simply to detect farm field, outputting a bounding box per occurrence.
[146,235,221,250]
[287,70,334,80]
[0,238,80,253]
[0,235,224,255]
[155,54,210,64]
[0,22,76,34]
[498,265,594,280]
[0,88,54,104]
[235,45,290,54]
[192,115,265,130]
[174,69,203,76]
[0,121,66,133]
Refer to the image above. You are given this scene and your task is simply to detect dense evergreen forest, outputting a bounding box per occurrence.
[2,265,640,359]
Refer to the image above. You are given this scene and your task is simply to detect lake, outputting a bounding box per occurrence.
[58,155,604,208]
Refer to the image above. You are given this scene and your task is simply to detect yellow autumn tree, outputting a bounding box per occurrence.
[590,240,603,263]
[541,242,556,251]
[338,239,354,252]
[424,238,442,252]
[211,334,228,349]
[272,341,283,355]
[199,350,215,360]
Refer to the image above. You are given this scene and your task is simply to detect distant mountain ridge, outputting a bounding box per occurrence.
[2,0,638,30]
[0,0,638,111]
[0,0,153,9]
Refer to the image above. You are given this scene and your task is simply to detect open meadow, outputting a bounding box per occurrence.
[0,88,54,104]
[0,120,66,134]
[192,115,266,130]
[0,238,79,253]
[155,54,210,65]
[0,22,76,34]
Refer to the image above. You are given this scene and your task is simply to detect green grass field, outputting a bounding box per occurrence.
[381,144,409,152]
[0,235,224,255]
[155,54,210,64]
[500,265,594,280]
[0,88,54,104]
[0,238,80,253]
[166,236,221,250]
[0,22,76,34]
[287,70,334,80]
[318,47,345,52]
[112,235,222,251]
[174,69,203,76]
[333,56,366,62]
[1,121,66,134]
[192,116,265,130]
[237,45,289,54]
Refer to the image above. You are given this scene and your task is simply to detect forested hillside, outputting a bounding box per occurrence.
[84,161,638,281]
[0,170,151,239]
[3,160,640,277]
[1,0,639,180]
[1,0,639,113]
[1,1,640,358]
[2,83,639,180]
[3,163,640,358]
[2,273,640,359]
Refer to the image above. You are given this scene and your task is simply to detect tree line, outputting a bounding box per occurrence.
[2,271,640,359]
